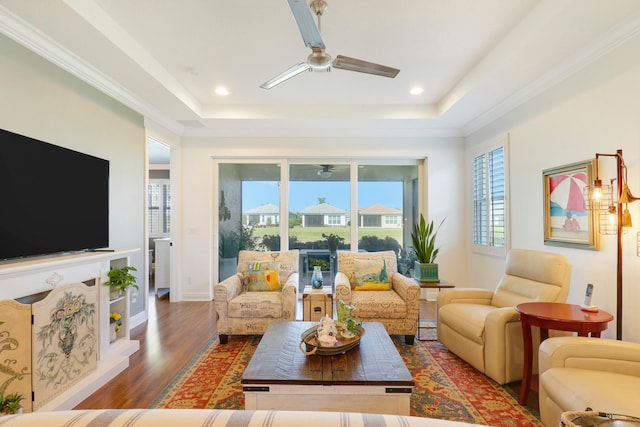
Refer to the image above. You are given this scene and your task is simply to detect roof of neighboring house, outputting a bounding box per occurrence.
[243,203,279,215]
[359,204,402,215]
[301,203,348,215]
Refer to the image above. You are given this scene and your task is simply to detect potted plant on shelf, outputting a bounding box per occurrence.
[0,392,24,415]
[105,265,138,299]
[110,312,122,342]
[411,214,445,282]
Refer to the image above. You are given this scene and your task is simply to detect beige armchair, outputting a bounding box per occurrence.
[335,250,420,344]
[437,249,571,384]
[539,336,640,427]
[214,250,299,344]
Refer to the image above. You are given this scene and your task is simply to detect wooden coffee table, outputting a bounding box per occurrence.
[242,321,414,415]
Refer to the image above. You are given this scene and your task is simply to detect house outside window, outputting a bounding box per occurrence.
[471,137,508,255]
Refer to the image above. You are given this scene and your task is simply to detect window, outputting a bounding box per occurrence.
[357,164,417,255]
[216,160,421,287]
[148,180,170,236]
[327,214,342,225]
[384,215,399,226]
[472,138,508,254]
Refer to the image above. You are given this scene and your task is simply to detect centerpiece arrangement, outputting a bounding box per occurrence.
[299,300,364,356]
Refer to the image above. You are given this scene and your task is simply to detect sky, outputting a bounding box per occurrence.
[242,181,402,212]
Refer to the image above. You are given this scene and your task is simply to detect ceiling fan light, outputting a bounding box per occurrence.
[215,87,229,96]
[317,170,332,178]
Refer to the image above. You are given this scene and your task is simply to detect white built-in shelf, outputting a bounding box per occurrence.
[0,248,140,411]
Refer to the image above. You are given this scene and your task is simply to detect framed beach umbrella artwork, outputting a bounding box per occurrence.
[543,159,598,250]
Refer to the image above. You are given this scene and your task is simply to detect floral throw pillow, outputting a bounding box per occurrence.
[354,258,391,291]
[247,261,281,291]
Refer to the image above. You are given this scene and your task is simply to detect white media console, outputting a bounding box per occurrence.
[0,249,140,411]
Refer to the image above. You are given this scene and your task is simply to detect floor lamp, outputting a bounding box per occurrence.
[583,149,639,340]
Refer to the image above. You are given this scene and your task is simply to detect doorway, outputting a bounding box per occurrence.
[148,138,171,299]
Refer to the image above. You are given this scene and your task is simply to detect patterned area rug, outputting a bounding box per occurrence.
[151,334,542,426]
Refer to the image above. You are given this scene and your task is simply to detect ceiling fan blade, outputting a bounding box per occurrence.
[332,55,400,78]
[260,62,310,89]
[288,0,325,49]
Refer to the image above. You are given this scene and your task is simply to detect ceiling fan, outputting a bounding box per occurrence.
[260,0,400,89]
[317,164,335,178]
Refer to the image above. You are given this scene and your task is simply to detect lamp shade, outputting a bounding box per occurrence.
[583,179,613,211]
[599,205,618,235]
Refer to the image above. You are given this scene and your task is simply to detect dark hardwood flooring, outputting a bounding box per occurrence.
[76,293,536,411]
[75,290,218,409]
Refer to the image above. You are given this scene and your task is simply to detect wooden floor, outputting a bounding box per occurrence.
[75,292,219,409]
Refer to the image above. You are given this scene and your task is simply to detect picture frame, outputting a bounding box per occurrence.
[543,159,598,250]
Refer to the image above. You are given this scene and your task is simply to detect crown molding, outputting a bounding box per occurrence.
[463,10,640,136]
[0,5,183,135]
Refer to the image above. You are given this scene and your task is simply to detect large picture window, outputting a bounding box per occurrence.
[216,160,423,287]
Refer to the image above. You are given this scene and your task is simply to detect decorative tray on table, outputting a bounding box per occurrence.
[299,324,365,356]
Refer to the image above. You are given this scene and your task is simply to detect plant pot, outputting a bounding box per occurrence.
[110,322,118,342]
[110,289,124,300]
[413,261,439,282]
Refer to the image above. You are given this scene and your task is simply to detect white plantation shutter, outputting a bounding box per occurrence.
[472,140,508,253]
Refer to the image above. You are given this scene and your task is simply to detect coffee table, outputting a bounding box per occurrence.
[242,321,414,415]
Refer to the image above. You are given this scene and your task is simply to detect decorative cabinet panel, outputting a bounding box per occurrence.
[32,282,98,410]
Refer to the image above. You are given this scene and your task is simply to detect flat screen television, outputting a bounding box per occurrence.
[0,128,109,260]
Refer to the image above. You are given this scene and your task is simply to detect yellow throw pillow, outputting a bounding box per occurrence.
[354,258,391,291]
[247,261,281,291]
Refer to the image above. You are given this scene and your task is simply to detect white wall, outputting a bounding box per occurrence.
[0,34,147,316]
[178,137,466,300]
[466,35,640,342]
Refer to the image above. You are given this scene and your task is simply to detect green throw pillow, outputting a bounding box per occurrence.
[354,258,391,291]
[247,261,281,291]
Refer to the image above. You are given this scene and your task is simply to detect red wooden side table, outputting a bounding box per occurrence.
[515,302,613,405]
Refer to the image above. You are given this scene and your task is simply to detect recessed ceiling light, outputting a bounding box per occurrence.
[215,87,229,96]
[410,87,424,95]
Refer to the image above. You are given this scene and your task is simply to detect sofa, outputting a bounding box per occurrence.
[539,336,640,427]
[1,409,485,426]
[437,248,571,385]
[214,250,299,343]
[335,250,420,344]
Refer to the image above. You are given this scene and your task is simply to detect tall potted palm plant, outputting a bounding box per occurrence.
[411,214,444,282]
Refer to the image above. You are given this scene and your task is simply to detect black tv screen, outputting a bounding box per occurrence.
[0,128,109,260]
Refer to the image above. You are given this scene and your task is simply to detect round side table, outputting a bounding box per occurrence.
[515,302,613,405]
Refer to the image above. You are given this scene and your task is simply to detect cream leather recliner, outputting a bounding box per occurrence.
[214,250,299,344]
[335,250,420,345]
[437,249,571,384]
[539,336,640,427]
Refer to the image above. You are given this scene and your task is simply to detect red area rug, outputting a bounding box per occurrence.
[151,334,542,426]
